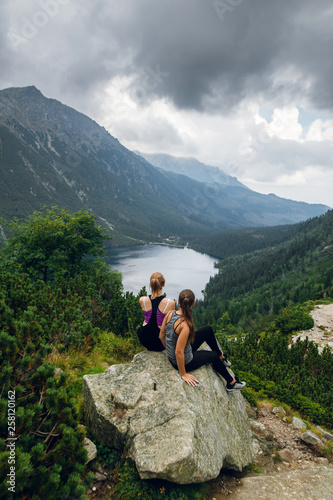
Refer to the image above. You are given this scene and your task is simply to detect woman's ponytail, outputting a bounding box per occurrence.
[179,289,195,343]
[150,272,165,298]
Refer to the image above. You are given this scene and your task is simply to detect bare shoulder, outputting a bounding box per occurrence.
[160,297,175,311]
[139,296,151,309]
[165,309,174,324]
[176,318,190,336]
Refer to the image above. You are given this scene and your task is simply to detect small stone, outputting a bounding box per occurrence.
[272,407,286,415]
[84,438,97,464]
[292,417,307,430]
[279,448,295,463]
[319,428,333,441]
[252,438,262,456]
[301,431,324,447]
[94,472,107,482]
[249,420,274,440]
[315,457,329,465]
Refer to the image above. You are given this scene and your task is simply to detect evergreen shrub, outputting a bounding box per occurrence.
[0,208,144,498]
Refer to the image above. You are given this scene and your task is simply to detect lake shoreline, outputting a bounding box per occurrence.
[106,244,218,299]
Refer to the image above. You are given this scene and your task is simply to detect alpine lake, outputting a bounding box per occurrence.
[106,244,218,301]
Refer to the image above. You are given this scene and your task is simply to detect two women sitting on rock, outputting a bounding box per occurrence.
[137,275,245,392]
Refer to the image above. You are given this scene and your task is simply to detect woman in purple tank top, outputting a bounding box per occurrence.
[137,272,175,351]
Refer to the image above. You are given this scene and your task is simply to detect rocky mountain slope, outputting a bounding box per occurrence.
[135,151,247,188]
[137,151,330,227]
[0,86,209,242]
[0,86,329,243]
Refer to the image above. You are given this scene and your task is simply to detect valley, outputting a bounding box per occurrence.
[0,86,329,248]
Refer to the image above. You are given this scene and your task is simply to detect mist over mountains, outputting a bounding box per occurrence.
[135,152,247,189]
[0,86,329,243]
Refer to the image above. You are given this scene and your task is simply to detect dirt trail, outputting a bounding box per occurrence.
[292,303,333,352]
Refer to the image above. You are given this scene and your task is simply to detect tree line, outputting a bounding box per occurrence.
[193,210,333,330]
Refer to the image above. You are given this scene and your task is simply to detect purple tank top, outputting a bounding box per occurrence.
[143,297,170,326]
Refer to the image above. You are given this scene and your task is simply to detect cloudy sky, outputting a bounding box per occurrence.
[1,0,333,207]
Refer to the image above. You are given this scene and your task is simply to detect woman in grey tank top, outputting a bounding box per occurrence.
[159,289,246,392]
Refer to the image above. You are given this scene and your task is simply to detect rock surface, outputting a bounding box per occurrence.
[223,465,333,500]
[292,416,307,430]
[301,431,324,447]
[84,438,97,464]
[83,350,254,484]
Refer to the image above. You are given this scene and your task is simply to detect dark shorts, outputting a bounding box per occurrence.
[137,324,165,352]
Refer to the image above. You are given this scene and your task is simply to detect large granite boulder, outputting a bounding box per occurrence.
[83,350,254,484]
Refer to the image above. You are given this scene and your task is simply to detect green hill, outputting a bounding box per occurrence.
[194,210,333,328]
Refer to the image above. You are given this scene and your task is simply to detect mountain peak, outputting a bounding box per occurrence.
[0,86,329,237]
[2,85,43,97]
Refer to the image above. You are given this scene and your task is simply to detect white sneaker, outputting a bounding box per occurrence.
[226,380,246,392]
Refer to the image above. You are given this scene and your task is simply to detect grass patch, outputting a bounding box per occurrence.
[273,451,283,463]
[112,459,209,500]
[323,441,333,462]
[48,331,143,418]
[245,463,264,474]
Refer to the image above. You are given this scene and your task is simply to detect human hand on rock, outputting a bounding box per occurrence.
[181,373,199,387]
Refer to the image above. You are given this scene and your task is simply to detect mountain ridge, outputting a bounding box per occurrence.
[135,151,248,189]
[0,86,329,243]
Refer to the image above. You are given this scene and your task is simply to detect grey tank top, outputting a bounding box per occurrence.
[165,311,193,366]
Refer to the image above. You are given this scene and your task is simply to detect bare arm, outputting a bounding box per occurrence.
[139,296,150,311]
[175,324,199,387]
[159,315,167,348]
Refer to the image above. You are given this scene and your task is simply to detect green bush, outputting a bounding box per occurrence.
[242,387,258,407]
[0,207,144,498]
[274,305,314,334]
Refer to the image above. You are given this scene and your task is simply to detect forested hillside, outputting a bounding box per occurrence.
[188,211,332,260]
[191,210,333,431]
[194,210,333,329]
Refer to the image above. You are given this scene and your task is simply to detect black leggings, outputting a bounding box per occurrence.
[174,325,234,384]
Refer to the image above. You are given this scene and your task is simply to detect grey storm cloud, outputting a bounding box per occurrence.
[80,0,333,113]
[2,0,333,115]
[127,0,333,113]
